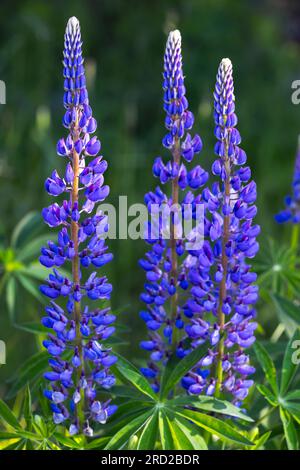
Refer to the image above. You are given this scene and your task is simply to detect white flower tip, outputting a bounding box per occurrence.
[168,29,181,47]
[220,58,232,71]
[66,16,80,36]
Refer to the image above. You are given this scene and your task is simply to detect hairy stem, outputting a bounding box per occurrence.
[71,116,84,429]
[215,141,230,397]
[170,136,181,351]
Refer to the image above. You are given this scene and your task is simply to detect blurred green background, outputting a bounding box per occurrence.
[0,0,300,396]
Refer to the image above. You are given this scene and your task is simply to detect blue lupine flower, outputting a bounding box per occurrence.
[183,59,259,404]
[40,17,116,435]
[275,139,300,224]
[139,30,208,391]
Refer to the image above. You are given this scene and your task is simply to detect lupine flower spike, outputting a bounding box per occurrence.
[183,59,259,404]
[139,30,208,391]
[275,137,300,224]
[40,17,117,435]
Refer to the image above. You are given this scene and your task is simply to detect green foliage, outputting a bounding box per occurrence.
[254,330,300,450]
[105,349,255,450]
[0,211,51,321]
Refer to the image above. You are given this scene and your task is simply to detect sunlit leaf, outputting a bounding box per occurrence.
[280,328,300,395]
[280,408,299,450]
[137,410,158,450]
[175,409,253,446]
[113,354,156,401]
[105,409,153,450]
[253,341,278,395]
[256,384,278,407]
[0,399,21,429]
[168,395,253,422]
[161,342,209,400]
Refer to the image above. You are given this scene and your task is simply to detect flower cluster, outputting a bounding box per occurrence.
[182,59,259,404]
[139,30,208,391]
[275,139,300,224]
[40,17,116,435]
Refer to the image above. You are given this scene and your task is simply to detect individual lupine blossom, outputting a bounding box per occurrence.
[139,30,208,392]
[40,17,117,436]
[275,139,300,224]
[181,59,259,405]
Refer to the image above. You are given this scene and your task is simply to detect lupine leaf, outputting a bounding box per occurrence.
[280,328,300,395]
[282,402,300,425]
[137,410,158,450]
[256,384,278,407]
[84,437,110,450]
[253,341,278,395]
[0,399,21,429]
[17,234,55,262]
[161,342,208,399]
[250,431,272,450]
[16,273,44,303]
[158,409,175,450]
[272,294,300,326]
[285,390,300,401]
[174,409,254,446]
[54,433,83,449]
[110,385,148,400]
[164,412,194,450]
[6,351,49,398]
[0,432,22,439]
[11,212,41,249]
[14,322,48,335]
[280,408,299,450]
[168,395,253,422]
[104,409,153,450]
[6,276,16,320]
[165,410,207,450]
[113,354,157,401]
[23,385,33,429]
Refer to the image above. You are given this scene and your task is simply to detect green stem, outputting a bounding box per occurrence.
[71,116,84,431]
[215,143,230,398]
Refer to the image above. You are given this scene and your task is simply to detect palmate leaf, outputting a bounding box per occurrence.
[174,409,253,447]
[256,384,278,407]
[6,276,16,321]
[11,211,42,249]
[137,410,159,450]
[168,395,253,422]
[254,239,300,292]
[279,408,299,450]
[164,409,208,450]
[113,354,156,401]
[285,390,300,401]
[14,322,48,335]
[253,341,278,395]
[17,234,55,263]
[271,294,300,328]
[158,409,175,450]
[6,351,49,399]
[15,272,44,304]
[280,328,300,395]
[250,431,272,450]
[104,409,153,450]
[160,342,209,400]
[0,399,21,430]
[282,401,300,425]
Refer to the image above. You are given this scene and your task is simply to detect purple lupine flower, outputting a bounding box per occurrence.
[40,17,116,435]
[275,138,300,224]
[183,59,259,404]
[139,30,208,391]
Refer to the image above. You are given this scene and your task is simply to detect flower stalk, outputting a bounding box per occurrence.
[40,17,117,435]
